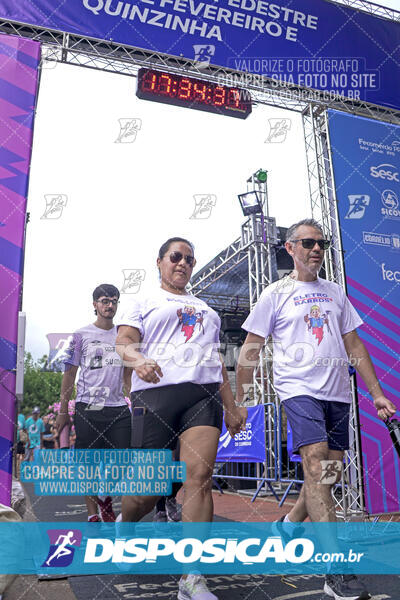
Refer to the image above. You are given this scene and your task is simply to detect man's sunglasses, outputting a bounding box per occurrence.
[97,298,119,306]
[290,238,331,250]
[169,251,195,267]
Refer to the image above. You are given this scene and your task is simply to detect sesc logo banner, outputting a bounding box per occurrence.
[370,163,399,182]
[217,404,266,462]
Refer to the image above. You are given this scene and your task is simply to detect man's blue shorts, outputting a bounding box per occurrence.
[283,395,350,453]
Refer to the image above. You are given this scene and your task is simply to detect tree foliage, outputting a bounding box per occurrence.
[22,353,63,417]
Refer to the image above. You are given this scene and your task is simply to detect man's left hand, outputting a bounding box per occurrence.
[374,395,397,420]
[224,406,248,438]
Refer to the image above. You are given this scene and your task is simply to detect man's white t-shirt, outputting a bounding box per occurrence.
[242,276,363,404]
[117,288,223,392]
[63,324,126,407]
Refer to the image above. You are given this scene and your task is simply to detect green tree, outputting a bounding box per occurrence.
[22,352,63,417]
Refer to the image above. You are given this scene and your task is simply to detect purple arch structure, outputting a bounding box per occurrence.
[0,33,40,506]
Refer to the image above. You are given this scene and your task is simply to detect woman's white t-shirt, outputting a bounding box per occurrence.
[117,288,223,392]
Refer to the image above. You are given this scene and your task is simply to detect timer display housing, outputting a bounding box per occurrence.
[136,68,252,119]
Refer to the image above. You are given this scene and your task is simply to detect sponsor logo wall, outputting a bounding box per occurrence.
[328,109,400,514]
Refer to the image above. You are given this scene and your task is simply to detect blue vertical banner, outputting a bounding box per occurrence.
[328,109,400,514]
[217,404,266,462]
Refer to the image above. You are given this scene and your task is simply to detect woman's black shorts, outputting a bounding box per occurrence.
[130,382,223,449]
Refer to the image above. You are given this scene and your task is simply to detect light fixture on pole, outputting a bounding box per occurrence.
[255,169,268,183]
[237,191,263,216]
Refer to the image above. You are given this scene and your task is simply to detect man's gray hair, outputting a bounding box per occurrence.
[286,218,324,242]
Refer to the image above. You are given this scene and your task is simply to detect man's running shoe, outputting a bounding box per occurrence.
[166,497,182,522]
[324,574,370,600]
[88,514,101,522]
[97,496,116,522]
[271,515,304,543]
[178,574,218,600]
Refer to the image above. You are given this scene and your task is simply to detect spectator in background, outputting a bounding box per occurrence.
[24,407,44,461]
[42,415,58,450]
[16,412,27,476]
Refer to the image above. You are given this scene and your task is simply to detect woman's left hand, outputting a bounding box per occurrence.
[224,406,248,438]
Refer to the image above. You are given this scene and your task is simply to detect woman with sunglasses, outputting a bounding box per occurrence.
[116,237,247,600]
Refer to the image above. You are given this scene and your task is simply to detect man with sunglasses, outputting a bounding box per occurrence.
[56,284,131,522]
[236,219,395,600]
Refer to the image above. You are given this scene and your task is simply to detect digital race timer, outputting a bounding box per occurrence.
[136,68,252,120]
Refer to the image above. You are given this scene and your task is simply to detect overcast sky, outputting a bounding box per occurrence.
[22,0,400,358]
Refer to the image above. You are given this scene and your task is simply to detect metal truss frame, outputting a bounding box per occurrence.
[331,0,400,21]
[2,0,400,517]
[302,104,374,519]
[188,237,249,312]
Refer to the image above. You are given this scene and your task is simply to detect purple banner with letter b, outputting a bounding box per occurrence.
[0,33,40,506]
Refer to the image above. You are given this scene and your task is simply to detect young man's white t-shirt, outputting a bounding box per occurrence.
[242,276,363,404]
[117,288,223,392]
[63,324,126,407]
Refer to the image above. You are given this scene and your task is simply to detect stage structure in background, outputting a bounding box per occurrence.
[0,0,399,517]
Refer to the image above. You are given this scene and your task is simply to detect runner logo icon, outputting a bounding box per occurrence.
[345,195,370,219]
[193,44,215,68]
[42,529,82,567]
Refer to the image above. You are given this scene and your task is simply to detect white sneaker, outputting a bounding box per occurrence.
[178,574,218,600]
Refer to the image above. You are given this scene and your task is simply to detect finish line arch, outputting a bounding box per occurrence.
[0,0,399,517]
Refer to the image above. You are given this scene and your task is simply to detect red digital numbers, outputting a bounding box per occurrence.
[178,78,192,99]
[142,71,157,91]
[137,69,251,119]
[213,86,226,106]
[159,74,172,94]
[193,82,207,101]
[228,88,240,108]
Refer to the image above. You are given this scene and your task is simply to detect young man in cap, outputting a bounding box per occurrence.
[56,284,131,522]
[236,219,396,600]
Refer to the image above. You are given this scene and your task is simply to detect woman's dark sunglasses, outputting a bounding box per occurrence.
[169,251,195,266]
[291,238,331,250]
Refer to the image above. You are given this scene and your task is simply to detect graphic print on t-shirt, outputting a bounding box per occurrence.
[292,291,334,346]
[304,304,332,346]
[176,306,207,342]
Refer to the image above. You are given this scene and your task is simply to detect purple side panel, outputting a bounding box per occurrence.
[349,282,400,514]
[0,33,40,506]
